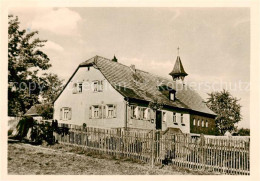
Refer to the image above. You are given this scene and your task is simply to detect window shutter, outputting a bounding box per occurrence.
[128,106,131,121]
[99,80,103,91]
[148,109,151,120]
[98,105,102,118]
[140,108,143,120]
[103,105,106,118]
[113,105,117,118]
[60,108,62,120]
[68,108,72,120]
[138,107,141,120]
[151,110,155,120]
[89,106,92,119]
[72,83,77,94]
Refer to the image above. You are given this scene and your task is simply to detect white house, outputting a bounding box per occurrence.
[53,55,216,135]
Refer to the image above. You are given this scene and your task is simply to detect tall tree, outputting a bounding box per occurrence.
[205,89,242,135]
[8,15,51,116]
[40,73,64,104]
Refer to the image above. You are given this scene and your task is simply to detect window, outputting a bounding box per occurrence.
[99,80,103,92]
[206,120,208,127]
[78,83,83,93]
[202,120,204,127]
[63,108,69,120]
[193,119,196,126]
[93,106,99,118]
[180,114,185,126]
[144,108,150,120]
[60,107,72,120]
[72,82,83,94]
[107,105,114,118]
[197,120,200,127]
[107,104,114,118]
[93,81,98,92]
[89,105,101,119]
[131,106,139,119]
[139,107,146,120]
[170,92,175,101]
[162,112,166,122]
[130,105,137,119]
[93,80,103,92]
[173,113,177,124]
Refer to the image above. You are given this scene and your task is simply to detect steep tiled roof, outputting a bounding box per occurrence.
[80,56,216,116]
[25,104,41,116]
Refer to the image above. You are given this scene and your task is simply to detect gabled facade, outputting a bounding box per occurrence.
[54,55,216,135]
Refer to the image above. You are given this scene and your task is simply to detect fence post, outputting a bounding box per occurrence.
[150,129,155,168]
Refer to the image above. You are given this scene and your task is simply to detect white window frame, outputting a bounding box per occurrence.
[61,107,71,121]
[197,120,200,127]
[107,104,114,118]
[170,92,175,101]
[93,80,103,92]
[93,81,98,92]
[162,112,167,122]
[98,80,103,92]
[92,105,99,118]
[206,120,208,127]
[130,105,137,119]
[78,82,83,93]
[144,108,150,120]
[139,107,146,120]
[63,108,69,120]
[202,120,204,127]
[173,112,177,124]
[193,118,196,126]
[180,114,184,124]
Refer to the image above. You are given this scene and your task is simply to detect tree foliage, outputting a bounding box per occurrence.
[36,104,54,120]
[40,73,64,103]
[205,89,242,135]
[8,15,64,117]
[8,15,51,116]
[237,128,250,136]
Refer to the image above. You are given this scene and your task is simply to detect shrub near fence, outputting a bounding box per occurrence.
[54,126,250,175]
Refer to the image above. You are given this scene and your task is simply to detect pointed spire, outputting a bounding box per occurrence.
[112,54,118,62]
[169,47,188,81]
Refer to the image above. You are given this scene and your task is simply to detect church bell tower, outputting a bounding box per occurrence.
[169,47,188,83]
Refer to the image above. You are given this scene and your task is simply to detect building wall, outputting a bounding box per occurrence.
[162,110,190,133]
[54,66,126,128]
[126,104,190,133]
[190,114,216,135]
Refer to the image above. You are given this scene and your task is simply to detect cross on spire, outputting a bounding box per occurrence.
[177,46,180,56]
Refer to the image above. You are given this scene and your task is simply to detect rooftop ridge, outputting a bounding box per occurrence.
[80,55,196,90]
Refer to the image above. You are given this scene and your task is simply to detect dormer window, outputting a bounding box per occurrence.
[170,92,175,101]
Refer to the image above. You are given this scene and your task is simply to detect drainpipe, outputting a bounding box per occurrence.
[124,97,129,130]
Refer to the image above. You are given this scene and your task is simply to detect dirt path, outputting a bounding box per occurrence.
[8,142,214,175]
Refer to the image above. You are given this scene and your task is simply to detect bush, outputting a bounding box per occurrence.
[14,116,65,145]
[15,116,35,140]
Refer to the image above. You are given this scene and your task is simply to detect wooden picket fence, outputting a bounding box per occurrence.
[54,126,250,175]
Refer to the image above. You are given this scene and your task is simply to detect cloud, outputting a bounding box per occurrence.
[43,40,64,52]
[30,8,82,36]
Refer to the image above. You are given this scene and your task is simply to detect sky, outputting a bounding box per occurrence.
[9,7,250,128]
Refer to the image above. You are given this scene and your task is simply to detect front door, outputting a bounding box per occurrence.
[156,111,162,130]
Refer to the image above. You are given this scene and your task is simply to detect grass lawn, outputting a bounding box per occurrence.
[8,141,218,175]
